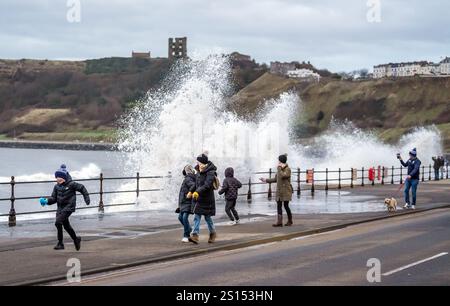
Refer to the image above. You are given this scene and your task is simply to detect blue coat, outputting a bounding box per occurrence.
[400,158,421,180]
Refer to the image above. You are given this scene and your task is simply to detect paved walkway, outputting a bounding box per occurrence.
[0,181,448,285]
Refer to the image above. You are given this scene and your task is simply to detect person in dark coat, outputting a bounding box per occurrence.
[40,168,90,251]
[260,154,293,227]
[218,167,242,225]
[189,153,218,244]
[177,165,196,243]
[432,156,440,181]
[398,148,421,210]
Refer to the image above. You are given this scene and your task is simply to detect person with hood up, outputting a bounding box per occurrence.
[176,165,196,243]
[39,167,90,251]
[188,153,218,244]
[398,148,421,210]
[218,167,242,225]
[260,154,294,227]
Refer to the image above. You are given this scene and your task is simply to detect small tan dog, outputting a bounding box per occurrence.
[384,197,398,212]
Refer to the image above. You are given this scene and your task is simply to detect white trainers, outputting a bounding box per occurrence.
[403,203,410,209]
[410,205,416,210]
[228,221,237,226]
[181,237,189,243]
[235,219,240,224]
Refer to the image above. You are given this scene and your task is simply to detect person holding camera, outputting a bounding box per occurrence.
[397,148,421,210]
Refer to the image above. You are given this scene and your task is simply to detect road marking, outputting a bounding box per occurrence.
[382,252,448,276]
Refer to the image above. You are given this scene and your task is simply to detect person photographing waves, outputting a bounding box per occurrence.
[397,148,421,210]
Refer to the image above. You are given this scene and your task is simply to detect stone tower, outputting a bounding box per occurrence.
[168,37,187,60]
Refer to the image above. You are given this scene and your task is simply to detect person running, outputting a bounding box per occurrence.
[218,167,242,225]
[260,154,294,227]
[40,167,90,251]
[398,148,421,210]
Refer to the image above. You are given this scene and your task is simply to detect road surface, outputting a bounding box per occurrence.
[58,208,450,286]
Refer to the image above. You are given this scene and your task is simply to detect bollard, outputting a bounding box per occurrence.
[428,165,431,181]
[338,168,342,189]
[350,168,354,188]
[399,167,403,185]
[381,166,385,185]
[9,176,16,227]
[136,172,140,199]
[247,178,252,204]
[391,166,394,184]
[268,168,272,201]
[311,168,315,196]
[361,167,365,187]
[98,173,104,213]
[297,168,301,198]
[422,165,425,182]
[371,167,375,186]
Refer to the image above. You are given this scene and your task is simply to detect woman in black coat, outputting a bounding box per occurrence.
[189,153,218,244]
[177,165,196,243]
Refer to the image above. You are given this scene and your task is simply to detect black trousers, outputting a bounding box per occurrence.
[277,201,292,219]
[55,211,77,243]
[225,199,239,221]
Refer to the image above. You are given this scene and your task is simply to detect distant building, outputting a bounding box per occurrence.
[374,58,450,78]
[230,52,252,62]
[270,61,299,75]
[168,37,187,60]
[132,51,151,59]
[286,69,320,82]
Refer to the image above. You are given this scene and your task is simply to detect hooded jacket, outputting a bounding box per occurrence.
[265,164,293,202]
[218,167,242,200]
[178,166,196,213]
[400,157,421,180]
[47,179,90,213]
[192,161,217,216]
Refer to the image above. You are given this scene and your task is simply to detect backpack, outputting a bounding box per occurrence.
[213,173,220,190]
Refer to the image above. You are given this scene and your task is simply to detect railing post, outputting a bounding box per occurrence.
[297,168,301,198]
[9,176,16,227]
[399,166,403,184]
[381,166,385,185]
[338,168,342,189]
[311,168,315,196]
[391,166,394,184]
[98,173,104,213]
[350,168,354,188]
[136,172,140,199]
[428,165,431,181]
[361,167,365,187]
[325,168,329,191]
[267,168,272,201]
[422,165,425,182]
[247,178,252,204]
[447,164,449,180]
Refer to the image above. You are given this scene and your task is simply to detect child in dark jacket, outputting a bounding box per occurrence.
[40,168,90,251]
[177,165,196,243]
[218,167,242,225]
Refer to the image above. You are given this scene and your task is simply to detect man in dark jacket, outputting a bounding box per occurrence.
[398,148,421,210]
[177,165,196,243]
[432,156,440,181]
[189,153,217,244]
[40,169,90,251]
[218,167,242,225]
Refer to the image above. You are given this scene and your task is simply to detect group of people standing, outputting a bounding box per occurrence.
[176,153,295,244]
[432,155,448,181]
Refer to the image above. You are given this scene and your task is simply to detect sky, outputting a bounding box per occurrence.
[1,0,449,72]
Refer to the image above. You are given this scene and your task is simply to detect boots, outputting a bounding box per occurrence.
[285,216,293,226]
[54,242,65,250]
[74,237,81,251]
[272,215,283,227]
[189,233,199,244]
[208,232,217,243]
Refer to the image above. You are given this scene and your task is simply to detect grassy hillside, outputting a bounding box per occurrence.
[0,57,264,142]
[232,74,450,151]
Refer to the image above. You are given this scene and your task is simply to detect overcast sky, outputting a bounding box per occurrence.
[1,0,449,72]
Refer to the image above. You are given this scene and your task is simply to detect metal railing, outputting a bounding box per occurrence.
[1,164,448,227]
